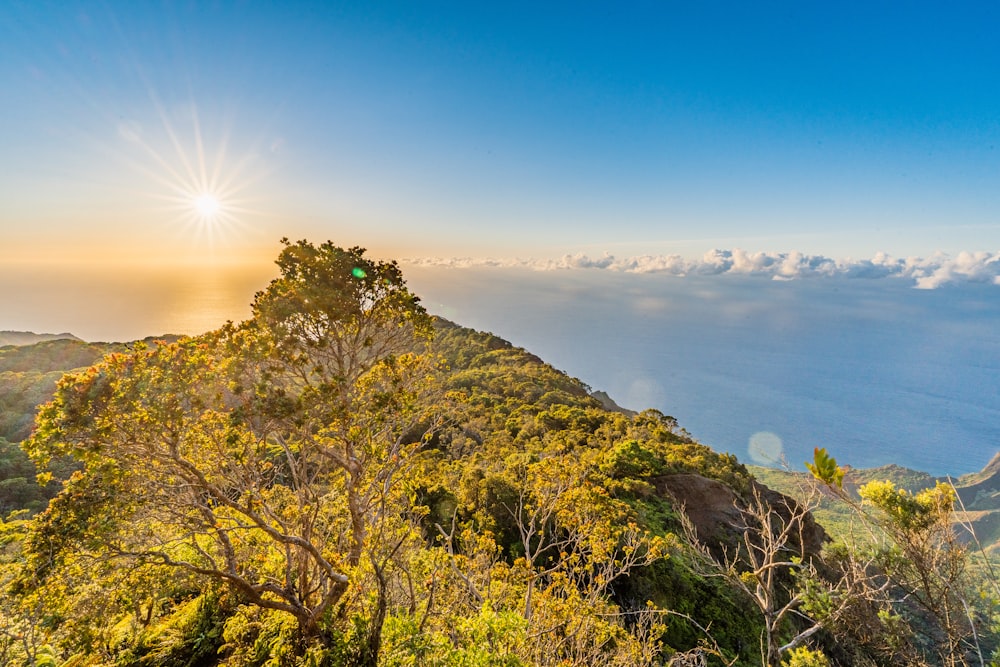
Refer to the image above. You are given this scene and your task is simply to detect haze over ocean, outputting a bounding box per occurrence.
[3,261,997,477]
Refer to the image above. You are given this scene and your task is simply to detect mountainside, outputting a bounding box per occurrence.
[0,242,995,667]
[956,452,1000,505]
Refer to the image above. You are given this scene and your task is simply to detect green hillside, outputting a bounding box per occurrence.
[0,241,996,667]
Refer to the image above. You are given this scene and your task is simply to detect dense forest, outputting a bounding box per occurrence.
[1,240,999,666]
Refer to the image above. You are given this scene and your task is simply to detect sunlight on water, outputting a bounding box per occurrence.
[156,268,264,336]
[0,262,275,342]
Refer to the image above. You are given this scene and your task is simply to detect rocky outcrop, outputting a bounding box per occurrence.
[590,390,637,416]
[653,473,828,559]
[653,473,744,547]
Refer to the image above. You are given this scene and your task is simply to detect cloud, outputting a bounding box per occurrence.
[910,251,1000,289]
[404,249,1000,289]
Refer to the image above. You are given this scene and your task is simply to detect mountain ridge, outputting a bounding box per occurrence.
[0,330,82,347]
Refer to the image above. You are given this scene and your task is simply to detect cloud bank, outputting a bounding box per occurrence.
[404,249,1000,289]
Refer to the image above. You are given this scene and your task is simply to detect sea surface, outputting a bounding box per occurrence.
[406,267,1000,477]
[2,262,998,476]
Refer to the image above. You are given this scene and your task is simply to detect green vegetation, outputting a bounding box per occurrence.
[0,339,119,517]
[1,241,999,666]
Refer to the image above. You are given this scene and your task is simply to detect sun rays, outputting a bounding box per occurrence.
[113,93,269,252]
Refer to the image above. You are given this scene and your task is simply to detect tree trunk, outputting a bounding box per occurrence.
[354,568,388,667]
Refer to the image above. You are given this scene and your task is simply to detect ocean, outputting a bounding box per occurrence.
[2,261,997,476]
[406,267,1000,477]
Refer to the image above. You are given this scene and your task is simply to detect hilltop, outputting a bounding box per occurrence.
[0,330,82,347]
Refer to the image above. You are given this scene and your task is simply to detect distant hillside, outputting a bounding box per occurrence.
[752,456,1000,554]
[0,338,110,375]
[0,330,82,346]
[0,338,115,444]
[948,453,1000,549]
[956,452,1000,503]
[0,335,189,445]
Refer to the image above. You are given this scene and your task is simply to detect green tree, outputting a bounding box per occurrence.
[23,240,441,664]
[857,480,976,666]
[0,438,50,516]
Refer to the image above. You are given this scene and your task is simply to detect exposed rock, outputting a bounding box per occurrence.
[654,473,828,560]
[590,390,637,416]
[752,481,829,558]
[653,473,744,548]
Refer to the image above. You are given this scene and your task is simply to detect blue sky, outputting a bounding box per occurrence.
[3,1,1000,265]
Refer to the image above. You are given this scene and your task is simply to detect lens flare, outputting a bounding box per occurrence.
[748,431,784,465]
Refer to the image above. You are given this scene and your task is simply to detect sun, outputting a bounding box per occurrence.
[194,193,222,221]
[114,101,264,250]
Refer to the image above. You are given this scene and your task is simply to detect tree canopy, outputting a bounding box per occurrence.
[22,241,442,664]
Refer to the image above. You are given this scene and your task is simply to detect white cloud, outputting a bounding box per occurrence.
[910,251,1000,289]
[403,249,1000,289]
